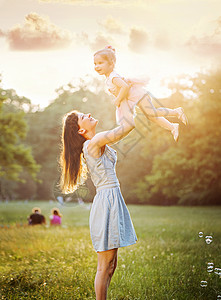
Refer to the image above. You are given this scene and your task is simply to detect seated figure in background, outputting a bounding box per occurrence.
[49,208,62,226]
[28,207,46,225]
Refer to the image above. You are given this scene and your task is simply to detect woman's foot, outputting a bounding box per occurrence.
[176,107,188,125]
[171,123,179,142]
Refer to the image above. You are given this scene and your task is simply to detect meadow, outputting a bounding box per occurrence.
[0,201,220,300]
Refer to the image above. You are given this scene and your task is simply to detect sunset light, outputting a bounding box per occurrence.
[0,0,220,107]
[1,1,221,299]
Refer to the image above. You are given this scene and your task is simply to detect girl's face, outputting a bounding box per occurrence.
[94,54,113,76]
[77,113,98,135]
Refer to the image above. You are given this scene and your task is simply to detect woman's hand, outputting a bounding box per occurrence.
[88,115,135,155]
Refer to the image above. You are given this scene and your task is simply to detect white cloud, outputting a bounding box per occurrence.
[0,29,5,37]
[7,13,73,51]
[128,27,149,53]
[186,16,221,57]
[98,16,124,34]
[77,31,115,52]
[38,0,147,6]
[154,32,171,51]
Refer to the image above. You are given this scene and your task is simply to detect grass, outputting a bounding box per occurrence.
[0,201,221,299]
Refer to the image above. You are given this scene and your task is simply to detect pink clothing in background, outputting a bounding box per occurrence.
[50,215,61,225]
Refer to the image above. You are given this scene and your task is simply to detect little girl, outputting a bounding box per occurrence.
[49,208,62,226]
[93,46,188,141]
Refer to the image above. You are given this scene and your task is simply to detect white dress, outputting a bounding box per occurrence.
[83,140,137,252]
[106,71,150,124]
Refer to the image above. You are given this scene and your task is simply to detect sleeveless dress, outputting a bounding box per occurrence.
[83,140,137,252]
[106,71,151,125]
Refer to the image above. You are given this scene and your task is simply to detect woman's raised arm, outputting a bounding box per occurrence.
[88,114,135,157]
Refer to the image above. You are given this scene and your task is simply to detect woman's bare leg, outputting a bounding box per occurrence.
[107,252,117,288]
[95,248,118,300]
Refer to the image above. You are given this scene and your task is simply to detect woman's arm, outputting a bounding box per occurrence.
[88,114,135,158]
[112,77,130,107]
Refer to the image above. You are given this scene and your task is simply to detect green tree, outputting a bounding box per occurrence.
[0,87,40,200]
[134,69,221,205]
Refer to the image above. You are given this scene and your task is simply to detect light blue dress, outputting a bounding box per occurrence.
[83,140,137,252]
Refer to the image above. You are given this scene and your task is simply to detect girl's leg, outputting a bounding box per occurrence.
[95,248,118,300]
[148,116,179,142]
[137,93,187,124]
[148,116,173,131]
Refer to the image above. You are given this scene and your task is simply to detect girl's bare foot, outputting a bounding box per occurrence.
[176,107,188,125]
[171,123,179,142]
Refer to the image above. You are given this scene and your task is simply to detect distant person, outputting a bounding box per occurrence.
[49,208,62,226]
[28,207,46,225]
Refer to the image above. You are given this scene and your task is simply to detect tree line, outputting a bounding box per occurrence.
[0,70,220,205]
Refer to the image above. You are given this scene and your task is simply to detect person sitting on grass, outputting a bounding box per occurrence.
[49,208,62,226]
[28,207,46,225]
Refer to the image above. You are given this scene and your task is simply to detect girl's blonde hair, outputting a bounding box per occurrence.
[59,110,87,194]
[94,45,116,66]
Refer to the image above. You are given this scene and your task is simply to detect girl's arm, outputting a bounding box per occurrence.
[87,114,135,158]
[112,77,130,107]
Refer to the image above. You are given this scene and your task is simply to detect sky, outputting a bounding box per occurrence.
[0,0,220,108]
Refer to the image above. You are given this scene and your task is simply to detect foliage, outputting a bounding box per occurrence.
[133,69,221,205]
[2,69,221,205]
[0,86,40,199]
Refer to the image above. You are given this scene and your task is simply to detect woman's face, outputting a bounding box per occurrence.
[77,113,98,135]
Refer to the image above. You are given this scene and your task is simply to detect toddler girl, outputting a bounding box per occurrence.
[94,46,188,141]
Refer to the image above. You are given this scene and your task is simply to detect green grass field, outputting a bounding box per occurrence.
[0,201,220,300]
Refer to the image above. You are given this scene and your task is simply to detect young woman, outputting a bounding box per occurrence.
[60,110,137,300]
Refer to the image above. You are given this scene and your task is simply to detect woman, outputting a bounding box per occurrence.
[60,110,137,300]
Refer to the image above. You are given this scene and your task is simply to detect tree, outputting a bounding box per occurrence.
[0,85,40,200]
[134,69,221,205]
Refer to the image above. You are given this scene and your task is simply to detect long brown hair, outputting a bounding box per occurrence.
[59,110,87,194]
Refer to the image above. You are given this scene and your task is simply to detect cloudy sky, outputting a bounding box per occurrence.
[0,0,220,107]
